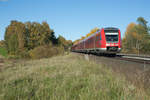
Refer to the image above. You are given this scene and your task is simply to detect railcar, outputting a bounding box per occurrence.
[72,27,122,55]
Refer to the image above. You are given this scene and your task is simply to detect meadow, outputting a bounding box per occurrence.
[0,53,149,100]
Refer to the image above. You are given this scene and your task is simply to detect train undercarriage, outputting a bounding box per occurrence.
[72,46,121,57]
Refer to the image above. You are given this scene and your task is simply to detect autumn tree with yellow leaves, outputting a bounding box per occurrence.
[122,17,150,54]
[4,20,72,58]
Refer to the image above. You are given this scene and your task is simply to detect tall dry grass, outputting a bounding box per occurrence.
[0,53,149,100]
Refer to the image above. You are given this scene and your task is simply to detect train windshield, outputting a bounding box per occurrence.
[105,30,119,43]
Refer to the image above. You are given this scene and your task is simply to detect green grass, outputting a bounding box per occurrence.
[0,47,8,57]
[0,53,149,100]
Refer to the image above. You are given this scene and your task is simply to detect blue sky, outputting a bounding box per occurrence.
[0,0,150,41]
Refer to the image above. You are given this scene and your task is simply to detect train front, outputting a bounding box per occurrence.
[104,27,121,53]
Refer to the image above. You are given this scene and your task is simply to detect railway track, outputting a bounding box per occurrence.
[118,53,150,58]
[77,52,150,65]
[116,54,150,64]
[74,52,150,66]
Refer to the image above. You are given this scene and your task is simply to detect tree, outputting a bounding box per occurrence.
[122,23,137,53]
[24,21,57,50]
[50,31,58,45]
[91,27,99,32]
[123,17,150,54]
[4,20,69,58]
[86,27,99,37]
[137,17,148,30]
[41,22,55,45]
[57,35,72,50]
[58,35,67,46]
[136,17,150,54]
[4,20,26,55]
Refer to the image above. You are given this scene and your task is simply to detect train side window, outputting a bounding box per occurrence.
[100,35,102,40]
[96,36,99,41]
[88,39,90,44]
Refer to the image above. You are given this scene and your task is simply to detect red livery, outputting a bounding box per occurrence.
[72,27,122,55]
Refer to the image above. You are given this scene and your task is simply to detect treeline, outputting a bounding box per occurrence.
[2,20,72,59]
[122,17,150,54]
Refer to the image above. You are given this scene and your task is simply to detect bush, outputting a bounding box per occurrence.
[29,45,64,59]
[0,47,8,57]
[19,50,30,59]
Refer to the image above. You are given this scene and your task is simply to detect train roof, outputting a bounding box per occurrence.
[104,27,119,30]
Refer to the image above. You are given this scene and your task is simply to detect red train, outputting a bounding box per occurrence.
[71,27,122,55]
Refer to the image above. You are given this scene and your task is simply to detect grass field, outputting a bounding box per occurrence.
[0,47,8,57]
[0,53,149,100]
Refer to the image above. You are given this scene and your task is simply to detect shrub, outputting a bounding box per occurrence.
[0,47,8,57]
[29,45,64,59]
[19,50,30,59]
